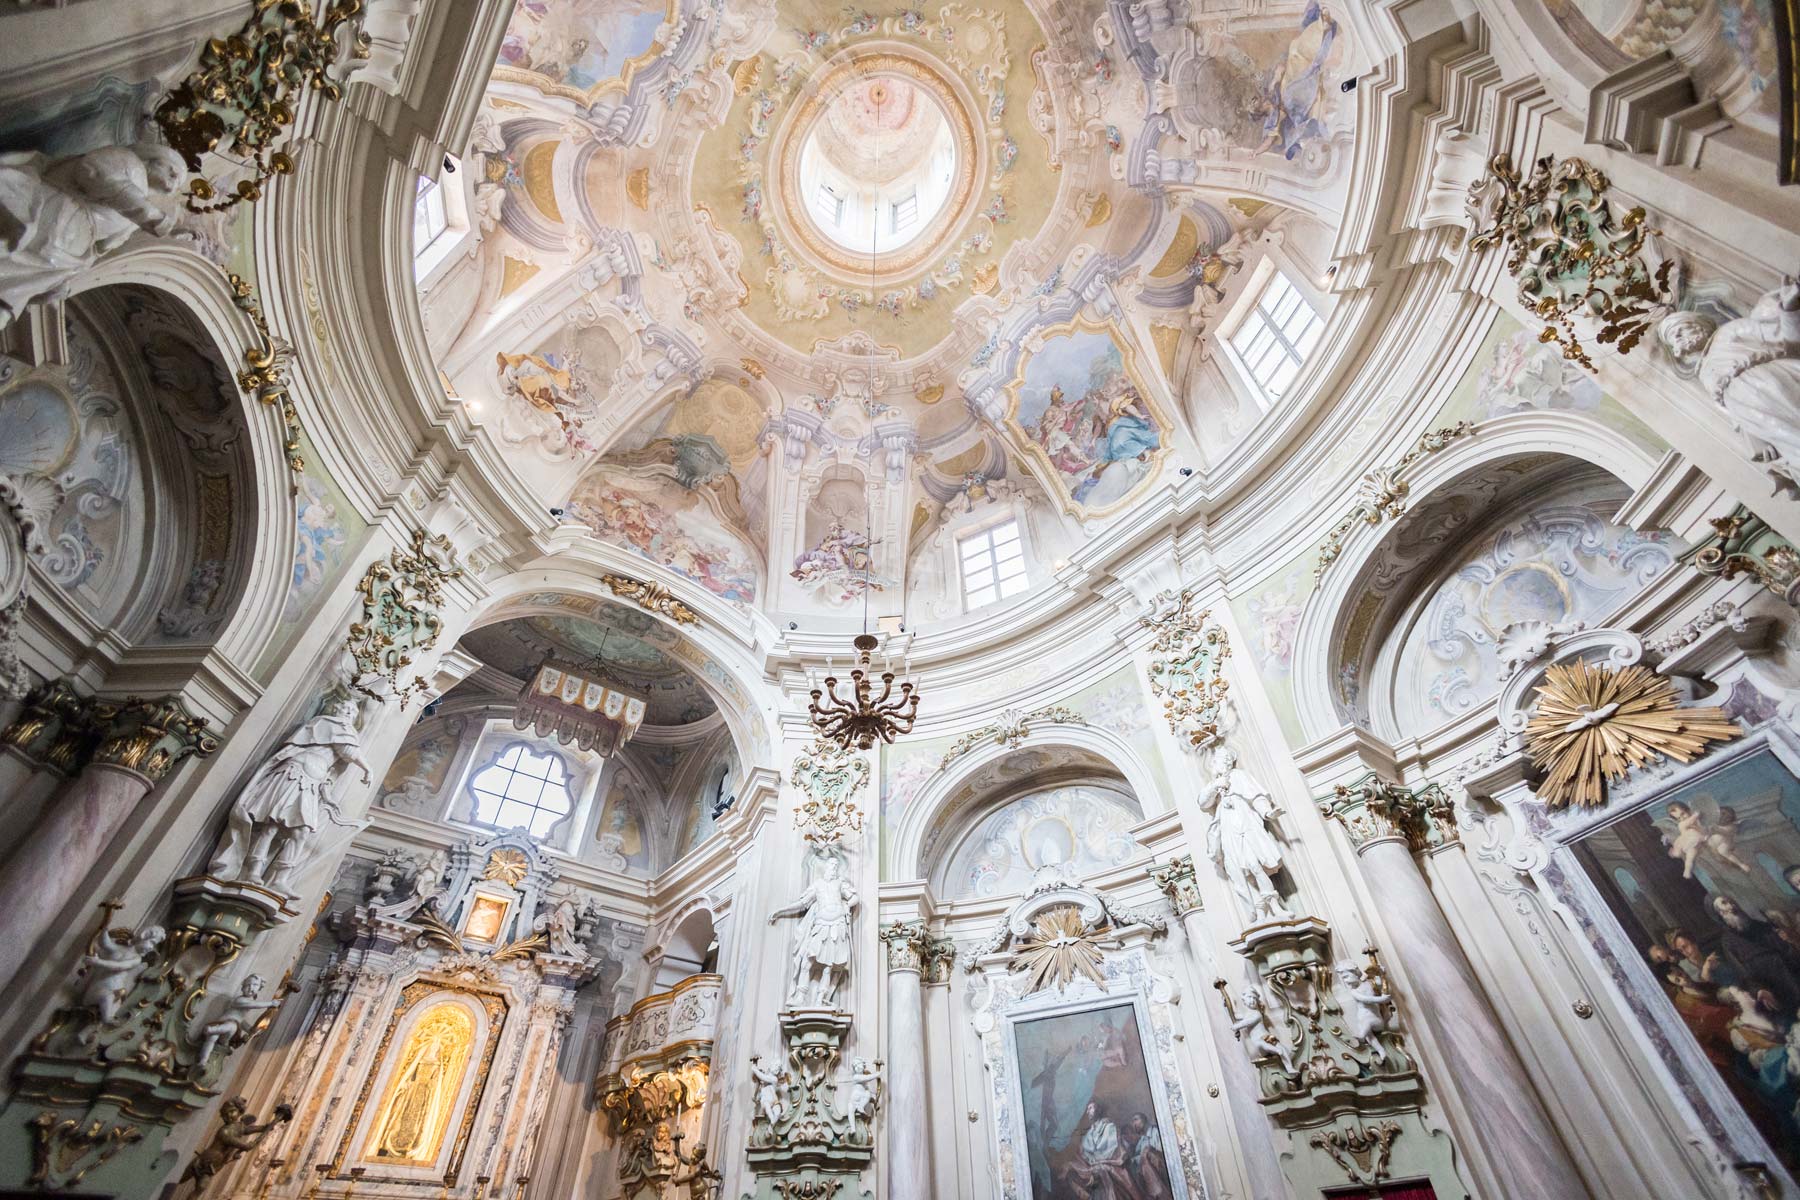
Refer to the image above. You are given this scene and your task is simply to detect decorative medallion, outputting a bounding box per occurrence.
[1467,153,1674,370]
[346,530,462,705]
[790,739,870,845]
[1523,660,1740,808]
[1140,589,1231,747]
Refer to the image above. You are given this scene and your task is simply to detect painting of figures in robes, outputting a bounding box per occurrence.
[1573,744,1800,1176]
[1008,322,1168,515]
[1012,1000,1178,1199]
[496,0,669,98]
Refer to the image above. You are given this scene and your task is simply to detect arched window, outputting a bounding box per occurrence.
[468,742,575,836]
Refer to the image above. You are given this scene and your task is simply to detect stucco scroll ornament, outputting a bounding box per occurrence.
[206,696,371,896]
[226,273,305,472]
[1688,509,1800,608]
[1522,659,1739,809]
[1139,587,1232,747]
[1198,744,1292,922]
[769,854,858,1007]
[1314,423,1474,578]
[0,139,187,328]
[1310,1119,1402,1187]
[345,529,462,705]
[1467,152,1674,370]
[1696,274,1800,493]
[938,704,1086,768]
[0,467,63,698]
[602,572,700,623]
[790,738,868,845]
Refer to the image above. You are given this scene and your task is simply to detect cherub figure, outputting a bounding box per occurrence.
[1230,985,1296,1076]
[839,1057,883,1133]
[1333,959,1396,1046]
[1707,806,1755,872]
[77,922,165,1036]
[193,974,281,1067]
[176,1097,293,1196]
[749,1055,787,1125]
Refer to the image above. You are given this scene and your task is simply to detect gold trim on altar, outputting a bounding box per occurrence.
[361,1001,476,1168]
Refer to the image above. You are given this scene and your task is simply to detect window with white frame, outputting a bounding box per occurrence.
[413,174,449,257]
[816,181,846,226]
[468,742,575,837]
[958,519,1029,610]
[890,190,918,234]
[1228,269,1323,402]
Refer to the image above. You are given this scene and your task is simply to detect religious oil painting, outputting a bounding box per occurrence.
[462,895,511,944]
[1008,321,1168,516]
[1011,1000,1179,1199]
[1573,743,1800,1174]
[496,0,669,99]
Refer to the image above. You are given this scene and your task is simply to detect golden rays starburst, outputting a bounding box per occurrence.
[1523,661,1740,809]
[1012,906,1106,994]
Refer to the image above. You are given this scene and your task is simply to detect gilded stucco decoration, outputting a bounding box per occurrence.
[1467,153,1674,370]
[1687,507,1800,609]
[1011,904,1107,994]
[226,273,305,472]
[602,573,702,624]
[937,704,1084,769]
[790,738,869,845]
[1314,422,1474,578]
[1140,588,1231,747]
[1521,660,1740,809]
[154,0,371,211]
[346,530,462,706]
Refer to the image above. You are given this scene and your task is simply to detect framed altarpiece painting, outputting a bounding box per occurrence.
[975,947,1201,1200]
[1541,722,1800,1190]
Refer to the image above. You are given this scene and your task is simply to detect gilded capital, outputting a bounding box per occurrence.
[0,678,98,774]
[1147,854,1203,916]
[90,696,220,782]
[1319,776,1459,856]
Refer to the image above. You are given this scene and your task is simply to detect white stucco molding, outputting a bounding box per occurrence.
[1290,409,1664,746]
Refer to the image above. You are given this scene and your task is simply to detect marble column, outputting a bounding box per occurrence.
[1149,855,1289,1200]
[880,921,936,1200]
[0,694,217,984]
[1322,779,1591,1200]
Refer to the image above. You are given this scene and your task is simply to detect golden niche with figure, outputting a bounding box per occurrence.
[363,1002,477,1167]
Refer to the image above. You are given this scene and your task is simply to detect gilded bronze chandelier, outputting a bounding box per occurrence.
[809,634,920,749]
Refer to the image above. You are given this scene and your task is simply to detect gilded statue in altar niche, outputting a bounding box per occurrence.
[208,697,372,895]
[364,1001,476,1167]
[768,853,857,1008]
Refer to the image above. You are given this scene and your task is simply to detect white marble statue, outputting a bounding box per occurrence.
[1230,984,1297,1075]
[1334,960,1396,1046]
[768,854,857,1008]
[77,923,165,1032]
[536,888,583,956]
[0,140,188,327]
[840,1057,882,1129]
[408,848,448,911]
[1197,744,1292,921]
[194,974,280,1066]
[749,1055,787,1125]
[209,699,372,895]
[1699,274,1800,490]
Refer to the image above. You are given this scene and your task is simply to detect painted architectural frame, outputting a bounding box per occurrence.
[1542,724,1800,1192]
[1002,318,1173,519]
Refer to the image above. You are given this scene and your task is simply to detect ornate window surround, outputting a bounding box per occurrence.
[447,721,602,849]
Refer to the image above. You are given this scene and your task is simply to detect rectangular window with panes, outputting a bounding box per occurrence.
[1228,270,1323,402]
[413,174,448,257]
[818,182,845,226]
[891,190,919,234]
[959,519,1029,610]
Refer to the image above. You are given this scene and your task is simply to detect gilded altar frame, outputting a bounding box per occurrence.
[330,981,510,1180]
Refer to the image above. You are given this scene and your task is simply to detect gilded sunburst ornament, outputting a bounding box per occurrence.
[1523,661,1740,809]
[482,848,531,886]
[1012,905,1106,995]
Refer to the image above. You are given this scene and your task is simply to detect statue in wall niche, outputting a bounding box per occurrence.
[839,1057,883,1136]
[1229,984,1297,1076]
[748,1055,788,1125]
[534,888,584,956]
[0,139,189,327]
[175,1097,293,1197]
[409,848,449,911]
[1699,274,1800,492]
[1334,959,1396,1047]
[192,974,281,1068]
[76,921,165,1035]
[207,698,372,895]
[1197,745,1293,922]
[768,854,857,1008]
